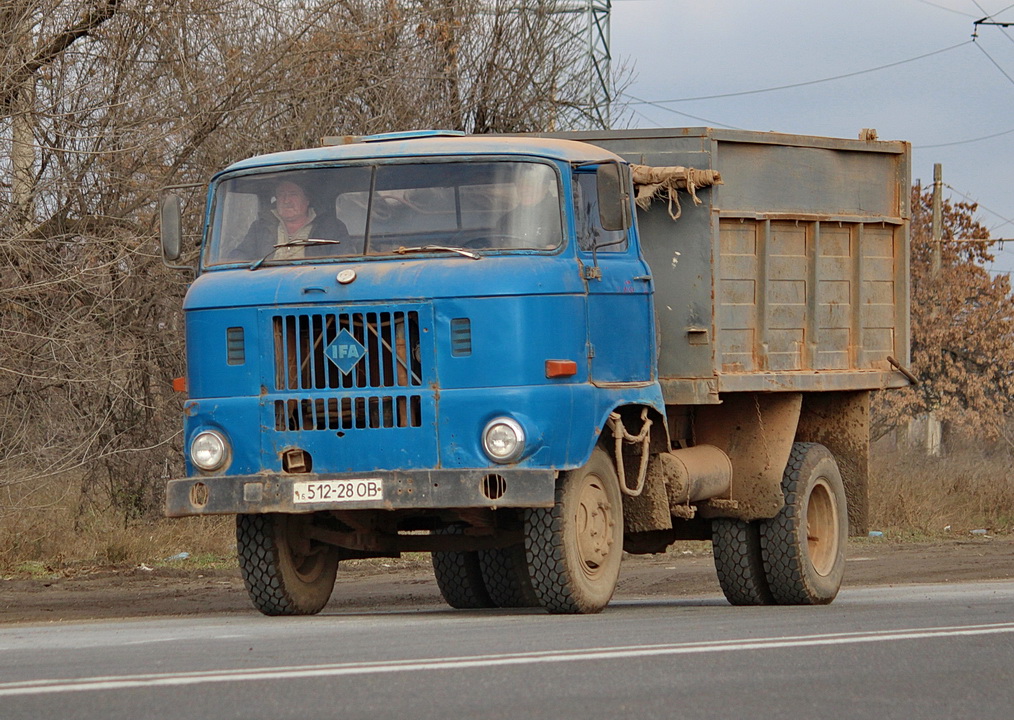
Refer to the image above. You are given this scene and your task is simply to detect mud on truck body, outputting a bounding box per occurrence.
[160,128,911,615]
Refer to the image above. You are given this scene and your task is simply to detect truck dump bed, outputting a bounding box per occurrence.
[552,127,911,404]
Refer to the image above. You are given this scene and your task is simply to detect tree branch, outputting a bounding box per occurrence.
[0,0,120,114]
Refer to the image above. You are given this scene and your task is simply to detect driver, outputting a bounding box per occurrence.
[243,180,349,259]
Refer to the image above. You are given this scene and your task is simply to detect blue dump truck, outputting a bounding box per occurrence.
[160,128,911,615]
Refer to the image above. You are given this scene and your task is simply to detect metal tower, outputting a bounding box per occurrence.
[498,1,613,129]
[555,0,613,129]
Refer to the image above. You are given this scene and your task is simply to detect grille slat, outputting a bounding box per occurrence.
[274,394,423,431]
[271,308,426,433]
[273,309,422,391]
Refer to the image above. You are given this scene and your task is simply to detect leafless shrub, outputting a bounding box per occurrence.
[1,1,615,533]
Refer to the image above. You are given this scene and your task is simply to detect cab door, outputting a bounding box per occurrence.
[574,169,655,384]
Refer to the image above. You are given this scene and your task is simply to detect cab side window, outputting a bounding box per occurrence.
[574,172,627,253]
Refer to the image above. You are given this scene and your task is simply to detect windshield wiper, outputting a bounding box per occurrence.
[248,238,342,271]
[393,245,481,260]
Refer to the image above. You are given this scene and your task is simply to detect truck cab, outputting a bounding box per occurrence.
[164,132,665,614]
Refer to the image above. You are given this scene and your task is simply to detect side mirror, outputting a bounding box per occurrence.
[160,194,183,262]
[597,162,632,232]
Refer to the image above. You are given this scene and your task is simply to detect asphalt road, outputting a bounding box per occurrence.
[1,581,1013,720]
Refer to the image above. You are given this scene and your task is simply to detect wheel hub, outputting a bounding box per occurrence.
[278,515,329,583]
[806,477,840,577]
[575,478,615,574]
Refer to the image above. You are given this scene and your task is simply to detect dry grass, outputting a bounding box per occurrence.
[0,474,234,575]
[2,444,1012,575]
[869,444,1014,536]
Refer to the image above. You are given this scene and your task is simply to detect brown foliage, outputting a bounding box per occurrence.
[872,185,1014,444]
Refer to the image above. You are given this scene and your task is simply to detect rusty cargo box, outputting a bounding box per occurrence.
[550,127,911,404]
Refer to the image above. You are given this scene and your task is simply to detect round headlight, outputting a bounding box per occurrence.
[191,430,229,472]
[482,417,525,464]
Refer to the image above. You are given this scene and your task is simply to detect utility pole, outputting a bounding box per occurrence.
[923,162,943,456]
[931,163,942,276]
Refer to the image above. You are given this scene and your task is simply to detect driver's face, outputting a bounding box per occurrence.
[275,181,309,222]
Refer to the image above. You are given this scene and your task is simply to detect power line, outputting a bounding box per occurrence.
[913,0,978,17]
[920,7,1014,148]
[626,41,970,105]
[943,182,1014,230]
[971,0,1014,29]
[972,39,1014,85]
[620,93,740,128]
[915,125,1014,148]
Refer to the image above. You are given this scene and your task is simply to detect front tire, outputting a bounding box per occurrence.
[236,513,339,616]
[525,447,624,614]
[760,442,848,605]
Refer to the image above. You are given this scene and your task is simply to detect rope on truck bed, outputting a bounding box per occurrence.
[631,164,723,220]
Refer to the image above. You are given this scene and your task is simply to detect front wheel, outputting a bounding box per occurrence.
[236,513,339,616]
[525,447,624,614]
[760,442,848,605]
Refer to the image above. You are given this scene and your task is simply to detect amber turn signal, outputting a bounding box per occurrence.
[172,377,187,393]
[545,360,578,378]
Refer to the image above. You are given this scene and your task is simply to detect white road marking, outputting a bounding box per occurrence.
[2,622,1013,697]
[122,638,186,646]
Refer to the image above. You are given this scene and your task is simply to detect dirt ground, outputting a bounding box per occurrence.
[3,536,1013,624]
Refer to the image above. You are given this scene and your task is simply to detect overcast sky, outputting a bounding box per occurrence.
[609,0,1014,276]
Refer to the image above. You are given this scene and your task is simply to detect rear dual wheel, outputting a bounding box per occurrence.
[761,442,847,604]
[431,528,538,609]
[712,518,774,605]
[712,442,847,606]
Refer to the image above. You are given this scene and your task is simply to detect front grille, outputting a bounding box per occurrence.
[272,310,423,391]
[270,308,427,433]
[274,395,422,431]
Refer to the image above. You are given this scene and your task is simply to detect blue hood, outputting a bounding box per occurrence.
[184,254,586,310]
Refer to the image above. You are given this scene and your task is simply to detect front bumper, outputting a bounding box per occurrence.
[165,468,557,517]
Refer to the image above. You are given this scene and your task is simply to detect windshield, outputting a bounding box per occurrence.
[205,160,563,266]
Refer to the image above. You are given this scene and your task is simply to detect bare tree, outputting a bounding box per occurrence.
[1,0,613,528]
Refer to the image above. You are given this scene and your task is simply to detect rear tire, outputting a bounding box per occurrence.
[712,518,775,605]
[236,513,339,616]
[525,447,623,614]
[760,442,848,605]
[431,526,495,609]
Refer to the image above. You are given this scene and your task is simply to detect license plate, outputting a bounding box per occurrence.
[292,479,383,504]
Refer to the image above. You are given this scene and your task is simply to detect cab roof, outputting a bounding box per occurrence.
[220,131,624,176]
